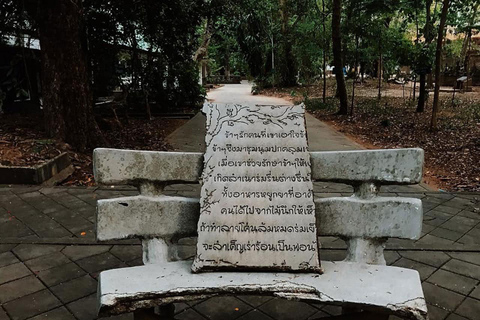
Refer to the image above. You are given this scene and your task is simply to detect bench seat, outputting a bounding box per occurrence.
[98,260,427,320]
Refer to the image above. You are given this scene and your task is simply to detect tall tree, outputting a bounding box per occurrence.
[332,0,348,114]
[37,0,103,151]
[416,0,433,113]
[430,0,450,130]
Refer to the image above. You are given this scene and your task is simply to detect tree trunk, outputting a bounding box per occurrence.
[416,0,433,113]
[322,0,327,103]
[279,0,296,87]
[194,18,214,62]
[332,0,348,114]
[417,73,427,112]
[37,0,103,152]
[431,0,450,130]
[351,35,359,115]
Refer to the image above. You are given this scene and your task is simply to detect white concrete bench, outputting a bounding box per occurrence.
[93,148,427,320]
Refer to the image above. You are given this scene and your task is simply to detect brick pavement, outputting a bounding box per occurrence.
[0,185,479,320]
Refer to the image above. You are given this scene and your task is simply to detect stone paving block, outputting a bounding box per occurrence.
[0,219,35,238]
[307,310,330,319]
[393,258,436,281]
[457,228,480,245]
[399,251,450,268]
[176,308,208,320]
[440,216,478,233]
[36,226,72,238]
[416,234,454,246]
[0,244,15,253]
[237,310,274,320]
[50,274,97,303]
[76,252,123,274]
[37,262,86,287]
[384,251,401,265]
[427,269,478,295]
[74,205,96,218]
[3,289,61,320]
[48,211,92,230]
[126,257,143,267]
[457,210,480,220]
[454,297,480,320]
[28,306,76,320]
[442,197,475,209]
[423,196,447,205]
[62,245,111,261]
[0,275,45,303]
[258,298,318,320]
[0,307,8,320]
[21,214,63,234]
[194,296,251,320]
[70,225,95,239]
[13,244,64,261]
[320,305,342,316]
[448,253,480,266]
[429,227,464,242]
[442,259,480,279]
[427,304,450,320]
[0,251,19,267]
[445,314,469,320]
[109,245,143,262]
[237,296,273,308]
[99,314,134,320]
[422,282,465,311]
[426,193,455,201]
[0,262,31,284]
[24,252,70,273]
[469,286,480,300]
[422,223,436,235]
[435,205,463,215]
[174,303,190,314]
[66,294,98,320]
[424,215,449,227]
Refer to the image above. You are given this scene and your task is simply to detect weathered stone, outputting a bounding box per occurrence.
[0,262,31,285]
[0,275,45,303]
[98,260,427,320]
[37,262,86,287]
[27,307,76,320]
[96,195,199,241]
[50,275,97,303]
[427,269,476,295]
[93,148,203,185]
[315,196,422,239]
[62,245,111,261]
[310,148,424,184]
[192,104,320,272]
[3,290,61,320]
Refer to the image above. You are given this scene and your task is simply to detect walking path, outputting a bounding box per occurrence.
[167,81,364,152]
[0,82,479,320]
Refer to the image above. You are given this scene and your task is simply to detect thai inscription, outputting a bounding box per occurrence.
[191,103,321,272]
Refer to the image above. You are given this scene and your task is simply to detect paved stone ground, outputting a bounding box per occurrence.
[0,185,479,320]
[1,84,478,319]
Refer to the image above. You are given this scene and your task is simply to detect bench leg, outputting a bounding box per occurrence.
[133,304,175,320]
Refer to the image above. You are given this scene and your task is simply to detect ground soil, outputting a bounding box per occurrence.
[260,80,480,192]
[0,113,187,186]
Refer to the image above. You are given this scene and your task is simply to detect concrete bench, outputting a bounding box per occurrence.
[93,147,427,320]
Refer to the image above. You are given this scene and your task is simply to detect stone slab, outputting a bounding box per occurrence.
[97,261,427,320]
[192,103,320,272]
[315,196,423,239]
[310,149,423,184]
[93,149,203,185]
[96,195,200,241]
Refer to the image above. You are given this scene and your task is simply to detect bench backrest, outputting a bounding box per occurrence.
[94,148,424,265]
